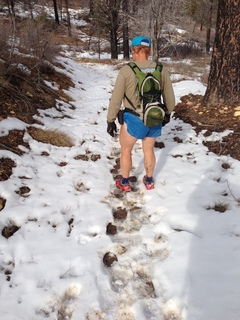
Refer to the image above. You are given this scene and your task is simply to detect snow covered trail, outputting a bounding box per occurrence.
[40,59,181,319]
[55,60,240,320]
[0,58,176,320]
[1,57,240,320]
[101,141,178,320]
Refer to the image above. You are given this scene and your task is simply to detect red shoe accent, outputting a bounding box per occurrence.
[116,179,131,192]
[143,176,154,190]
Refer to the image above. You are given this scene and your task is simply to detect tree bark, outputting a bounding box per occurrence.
[204,0,240,106]
[206,1,213,53]
[110,11,118,59]
[7,0,15,17]
[109,1,119,59]
[122,0,129,59]
[65,0,72,37]
[148,0,165,62]
[53,0,60,24]
[89,0,94,15]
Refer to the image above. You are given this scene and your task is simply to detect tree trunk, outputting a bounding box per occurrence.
[204,0,240,106]
[148,0,164,62]
[27,0,34,20]
[109,4,118,59]
[122,0,129,59]
[8,0,15,17]
[64,0,72,37]
[89,0,94,16]
[53,0,60,24]
[152,9,158,62]
[206,1,213,53]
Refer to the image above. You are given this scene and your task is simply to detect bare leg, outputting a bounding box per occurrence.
[119,123,137,178]
[142,137,156,177]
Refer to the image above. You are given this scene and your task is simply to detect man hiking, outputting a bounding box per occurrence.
[107,36,175,191]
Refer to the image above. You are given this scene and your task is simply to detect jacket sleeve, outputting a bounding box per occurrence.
[107,70,126,123]
[161,67,175,114]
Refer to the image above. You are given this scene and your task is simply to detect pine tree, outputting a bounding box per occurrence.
[204,0,240,106]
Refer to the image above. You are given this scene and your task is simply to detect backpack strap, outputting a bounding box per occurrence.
[128,62,142,75]
[155,63,163,73]
[153,63,163,82]
[124,94,137,111]
[128,62,163,74]
[124,62,141,110]
[128,62,162,85]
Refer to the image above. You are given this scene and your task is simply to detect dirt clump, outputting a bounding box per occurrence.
[103,252,118,267]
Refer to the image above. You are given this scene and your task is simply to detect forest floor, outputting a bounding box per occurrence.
[173,94,240,161]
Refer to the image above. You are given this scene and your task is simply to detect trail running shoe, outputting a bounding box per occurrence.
[143,176,154,190]
[116,179,131,192]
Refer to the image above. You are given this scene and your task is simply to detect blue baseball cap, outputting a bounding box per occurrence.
[131,36,151,47]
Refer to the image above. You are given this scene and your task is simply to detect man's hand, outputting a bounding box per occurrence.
[162,113,171,127]
[107,121,117,137]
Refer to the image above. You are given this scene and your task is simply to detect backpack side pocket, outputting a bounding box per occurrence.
[143,102,166,127]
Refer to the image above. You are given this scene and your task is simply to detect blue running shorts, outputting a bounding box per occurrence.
[123,112,162,139]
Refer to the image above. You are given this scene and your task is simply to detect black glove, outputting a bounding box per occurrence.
[107,121,117,137]
[162,113,171,127]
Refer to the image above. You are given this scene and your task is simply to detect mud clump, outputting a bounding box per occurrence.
[2,224,20,239]
[103,252,118,267]
[113,207,127,220]
[106,223,117,235]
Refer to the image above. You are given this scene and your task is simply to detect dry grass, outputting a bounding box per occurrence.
[207,201,230,213]
[28,128,74,147]
[75,57,123,65]
[163,55,211,84]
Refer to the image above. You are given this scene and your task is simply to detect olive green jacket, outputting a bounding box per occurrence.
[107,60,175,123]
